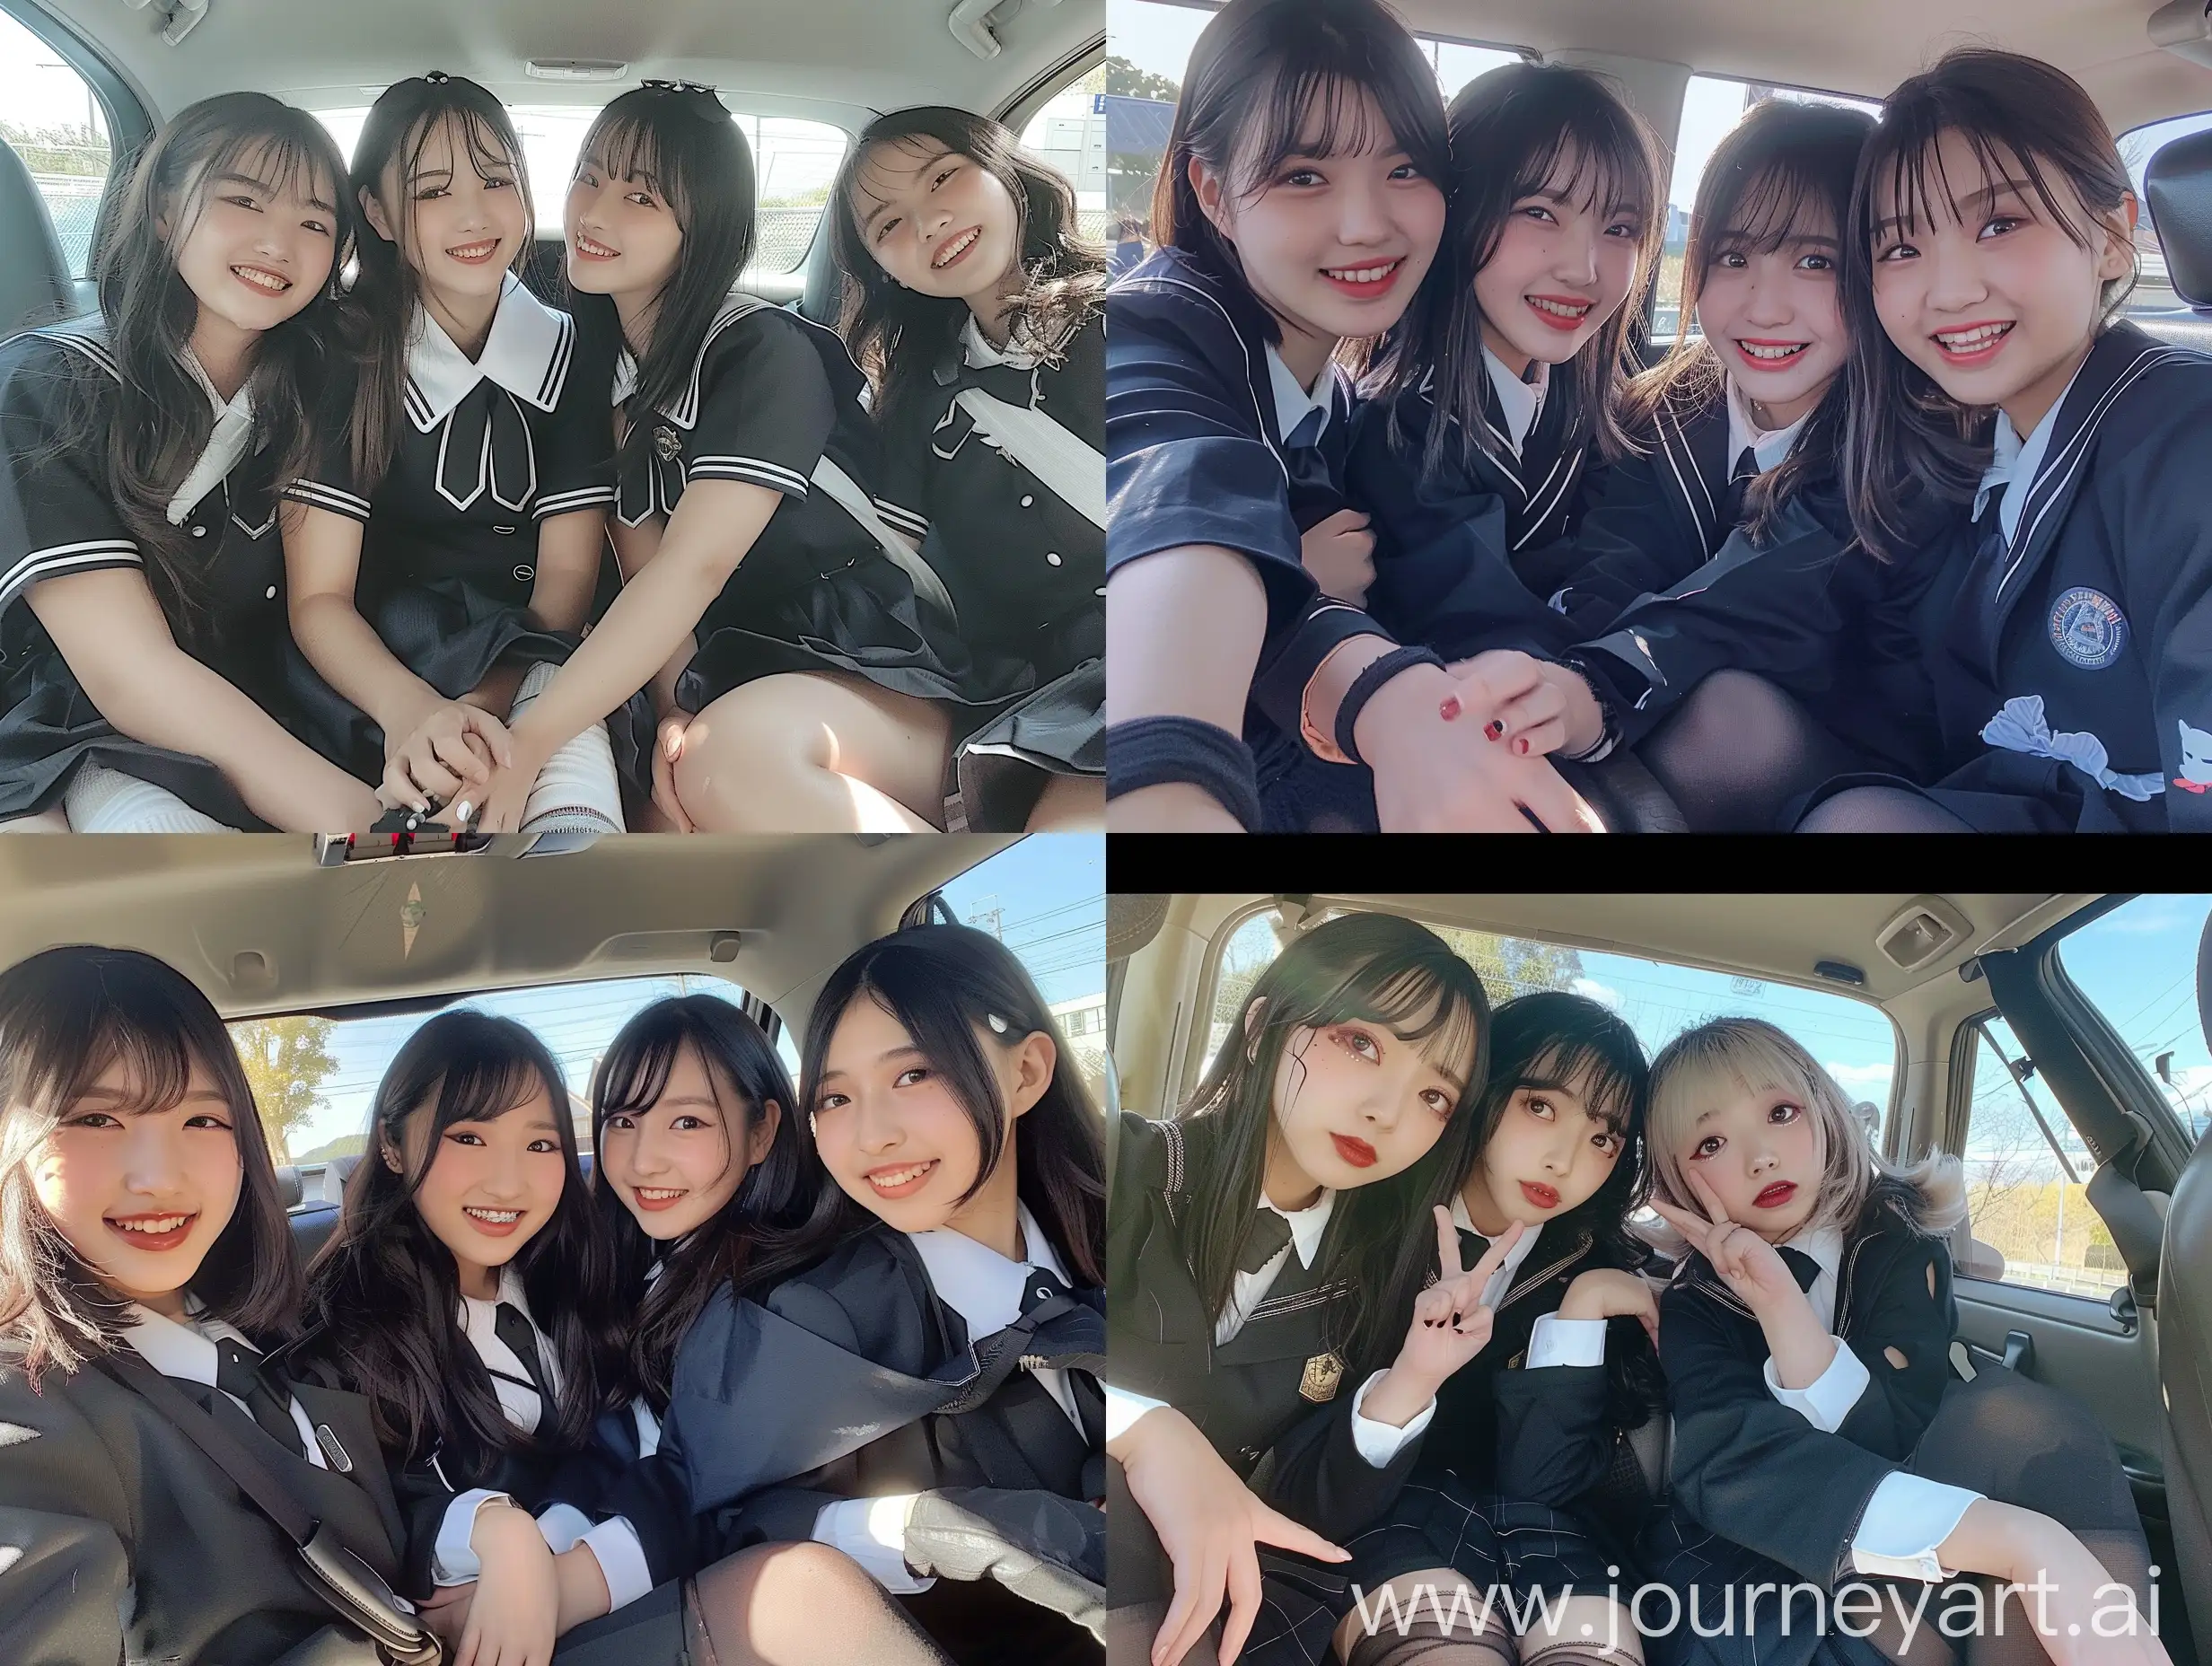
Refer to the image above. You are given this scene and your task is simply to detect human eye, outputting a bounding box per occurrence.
[416,184,447,201]
[1280,166,1326,189]
[446,1129,484,1146]
[1690,1135,1724,1161]
[893,1066,931,1088]
[1592,1128,1620,1154]
[1519,202,1556,224]
[932,164,957,189]
[64,1109,123,1130]
[1978,215,2021,241]
[1330,1025,1382,1062]
[1875,239,1917,262]
[1716,249,1748,268]
[1769,1100,1803,1125]
[815,1091,850,1112]
[1606,217,1641,238]
[873,215,900,243]
[1420,1086,1453,1117]
[1798,251,1835,272]
[627,189,657,208]
[527,1137,559,1153]
[672,1115,709,1132]
[183,1111,234,1131]
[1524,1093,1555,1121]
[1387,161,1423,182]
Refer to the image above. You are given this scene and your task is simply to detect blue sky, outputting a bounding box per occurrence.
[265,835,1103,1156]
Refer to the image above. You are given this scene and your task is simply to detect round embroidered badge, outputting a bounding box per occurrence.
[2048,586,2128,671]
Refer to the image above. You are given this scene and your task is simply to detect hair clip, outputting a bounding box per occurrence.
[807,1110,818,1139]
[424,69,451,84]
[987,1013,1012,1035]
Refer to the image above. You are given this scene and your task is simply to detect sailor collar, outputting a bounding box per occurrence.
[610,294,776,430]
[404,272,576,433]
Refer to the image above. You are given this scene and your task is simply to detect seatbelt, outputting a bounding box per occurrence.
[952,386,1106,530]
[808,452,959,624]
[99,1353,439,1665]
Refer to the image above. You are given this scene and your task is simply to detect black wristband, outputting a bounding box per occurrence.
[1106,716,1262,830]
[1556,653,1621,761]
[1334,646,1444,768]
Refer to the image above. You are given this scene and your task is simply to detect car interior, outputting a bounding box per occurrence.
[1107,891,2212,1663]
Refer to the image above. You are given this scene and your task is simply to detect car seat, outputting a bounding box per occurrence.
[2141,127,2212,355]
[0,139,79,336]
[2163,912,2212,1635]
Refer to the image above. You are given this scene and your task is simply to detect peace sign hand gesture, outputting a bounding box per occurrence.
[1646,1169,1803,1318]
[1358,1211,1529,1434]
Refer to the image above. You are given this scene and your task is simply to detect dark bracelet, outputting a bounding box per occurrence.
[1106,716,1262,830]
[1334,645,1444,768]
[1556,653,1620,761]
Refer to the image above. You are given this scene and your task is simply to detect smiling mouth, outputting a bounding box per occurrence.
[1526,294,1593,329]
[231,265,291,294]
[1321,258,1404,298]
[932,226,983,269]
[1752,1181,1798,1209]
[865,1159,939,1197]
[574,232,619,259]
[1519,1179,1561,1210]
[462,1206,524,1234]
[632,1186,687,1211]
[107,1211,198,1249]
[1931,320,2014,359]
[1736,338,1809,364]
[445,238,502,265]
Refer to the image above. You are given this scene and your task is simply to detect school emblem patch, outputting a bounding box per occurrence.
[2048,587,2128,671]
[1299,1351,1345,1403]
[654,425,682,461]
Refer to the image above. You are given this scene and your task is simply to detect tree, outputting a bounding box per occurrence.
[1105,56,1181,104]
[0,121,109,178]
[1431,929,1585,1002]
[232,1016,339,1163]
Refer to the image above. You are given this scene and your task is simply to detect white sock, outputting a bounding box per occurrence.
[65,763,235,832]
[506,661,626,835]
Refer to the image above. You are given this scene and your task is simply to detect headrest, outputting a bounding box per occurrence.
[0,138,75,335]
[2146,127,2212,309]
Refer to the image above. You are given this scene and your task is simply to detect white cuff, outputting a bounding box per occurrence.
[812,1495,936,1595]
[1524,1313,1607,1370]
[1105,1383,1171,1444]
[1849,1472,1983,1583]
[1349,1369,1434,1468]
[578,1517,655,1612]
[431,1489,514,1586]
[1764,1337,1869,1433]
[534,1502,592,1554]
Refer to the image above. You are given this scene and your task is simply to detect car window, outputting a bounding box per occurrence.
[229,973,768,1171]
[310,104,850,273]
[1195,905,1898,1146]
[2054,893,2212,1144]
[938,834,1107,1106]
[0,7,114,281]
[1958,1012,2123,1302]
[1655,75,1883,338]
[1019,61,1112,245]
[2120,110,2212,318]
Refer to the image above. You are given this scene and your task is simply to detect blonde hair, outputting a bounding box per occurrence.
[1647,1017,1963,1238]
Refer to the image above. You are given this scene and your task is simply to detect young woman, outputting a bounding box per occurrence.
[0,93,383,832]
[661,925,1107,1666]
[280,73,630,834]
[1103,0,1598,834]
[1646,1018,2169,1666]
[1339,991,1663,1666]
[460,82,974,835]
[303,1009,944,1666]
[0,944,414,1662]
[830,105,1105,833]
[1107,912,1509,1666]
[1351,60,1663,652]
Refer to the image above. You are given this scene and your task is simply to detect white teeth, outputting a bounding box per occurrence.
[933,227,979,267]
[448,241,497,260]
[464,1207,520,1223]
[1527,296,1591,318]
[1935,322,2012,348]
[233,267,287,292]
[1738,341,1806,361]
[577,234,618,258]
[114,1214,189,1234]
[636,1188,682,1201]
[1325,260,1399,283]
[867,1162,935,1189]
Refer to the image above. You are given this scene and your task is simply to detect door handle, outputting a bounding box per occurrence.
[2001,1329,2034,1374]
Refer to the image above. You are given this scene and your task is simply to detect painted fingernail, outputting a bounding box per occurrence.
[1439,695,1461,721]
[1514,737,1530,755]
[453,802,473,823]
[1485,720,1505,741]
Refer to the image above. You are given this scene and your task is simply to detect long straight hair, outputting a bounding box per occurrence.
[589,995,817,1412]
[304,1011,622,1471]
[0,946,301,1383]
[1646,1016,1964,1240]
[56,93,348,642]
[343,75,533,493]
[759,925,1105,1293]
[830,106,1105,429]
[567,84,756,462]
[1624,100,1874,540]
[1370,62,1663,479]
[1840,48,2138,563]
[1152,0,1450,345]
[1176,912,1489,1380]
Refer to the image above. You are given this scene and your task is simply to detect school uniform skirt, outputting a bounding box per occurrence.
[546,1577,693,1666]
[1347,1472,1620,1607]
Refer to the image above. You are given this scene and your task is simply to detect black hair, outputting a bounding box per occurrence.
[56,92,349,643]
[589,995,816,1411]
[1368,60,1663,478]
[0,945,302,1383]
[343,74,533,493]
[830,105,1104,429]
[1841,48,2137,563]
[1176,911,1490,1381]
[303,1010,621,1471]
[1154,0,1450,344]
[568,83,756,469]
[1626,100,1874,540]
[760,925,1104,1292]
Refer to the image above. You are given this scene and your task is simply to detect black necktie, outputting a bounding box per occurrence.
[1719,445,1760,534]
[1777,1244,1824,1293]
[214,1336,307,1458]
[1949,516,2014,686]
[1235,1208,1295,1276]
[491,1301,552,1412]
[1019,1265,1074,1317]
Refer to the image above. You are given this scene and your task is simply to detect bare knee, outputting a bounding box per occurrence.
[1025,774,1104,831]
[671,705,812,831]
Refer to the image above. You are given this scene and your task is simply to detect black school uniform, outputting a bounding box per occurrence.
[875,310,1104,829]
[280,274,625,782]
[614,294,970,719]
[1107,1111,1435,1665]
[0,319,303,827]
[1348,1205,1664,1605]
[1345,358,1607,660]
[663,1211,1105,1666]
[0,1305,407,1665]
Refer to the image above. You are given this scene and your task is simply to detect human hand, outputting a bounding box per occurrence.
[382,699,513,815]
[1558,1267,1660,1350]
[1358,664,1602,832]
[1300,509,1375,607]
[1647,1168,1805,1319]
[1370,1212,1528,1416]
[1438,652,1605,758]
[649,707,697,833]
[455,1502,557,1666]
